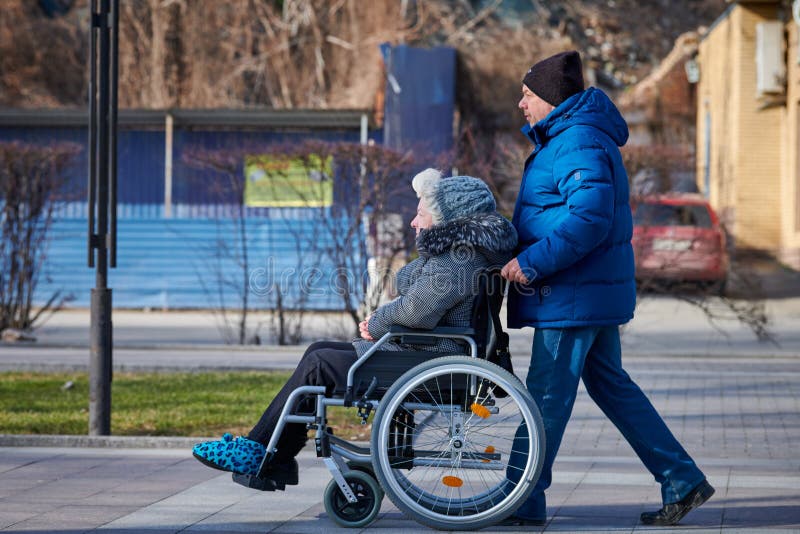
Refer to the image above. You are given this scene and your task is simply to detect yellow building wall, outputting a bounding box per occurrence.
[734,4,783,250]
[697,4,784,251]
[697,9,741,237]
[782,20,800,267]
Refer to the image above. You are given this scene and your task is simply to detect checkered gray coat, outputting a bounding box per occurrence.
[352,212,517,357]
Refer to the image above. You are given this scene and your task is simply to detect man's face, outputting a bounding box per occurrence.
[518,85,555,126]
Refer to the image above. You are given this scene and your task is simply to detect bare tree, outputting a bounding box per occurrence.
[0,142,77,333]
[6,0,728,115]
[0,1,86,108]
[181,147,259,345]
[182,144,356,346]
[114,0,410,110]
[302,141,415,333]
[245,140,416,337]
[438,126,528,216]
[243,144,328,345]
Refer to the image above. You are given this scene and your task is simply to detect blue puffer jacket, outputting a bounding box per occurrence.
[507,87,636,329]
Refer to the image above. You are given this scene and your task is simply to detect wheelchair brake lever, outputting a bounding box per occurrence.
[356,376,379,425]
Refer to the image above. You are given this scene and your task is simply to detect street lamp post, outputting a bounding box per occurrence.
[87,0,119,436]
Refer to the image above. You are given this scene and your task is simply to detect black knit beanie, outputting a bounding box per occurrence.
[523,51,585,107]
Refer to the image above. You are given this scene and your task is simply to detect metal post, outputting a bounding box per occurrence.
[109,0,118,268]
[164,113,173,218]
[89,288,112,435]
[87,0,97,268]
[95,3,109,276]
[360,113,368,145]
[88,0,118,436]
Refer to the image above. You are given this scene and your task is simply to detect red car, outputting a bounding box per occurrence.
[631,194,729,293]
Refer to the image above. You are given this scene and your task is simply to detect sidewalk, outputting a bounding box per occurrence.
[1,297,799,532]
[2,354,799,532]
[1,296,799,375]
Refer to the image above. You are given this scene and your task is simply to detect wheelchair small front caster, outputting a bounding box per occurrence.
[323,470,383,528]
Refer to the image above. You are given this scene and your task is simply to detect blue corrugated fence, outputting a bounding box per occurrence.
[41,216,366,310]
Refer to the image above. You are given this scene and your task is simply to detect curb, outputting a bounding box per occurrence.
[0,364,299,373]
[0,341,307,354]
[0,434,208,449]
[1,354,798,376]
[618,351,800,359]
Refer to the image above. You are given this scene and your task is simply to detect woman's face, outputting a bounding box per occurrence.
[411,199,434,236]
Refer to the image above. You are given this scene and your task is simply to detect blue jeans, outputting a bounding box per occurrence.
[508,326,705,520]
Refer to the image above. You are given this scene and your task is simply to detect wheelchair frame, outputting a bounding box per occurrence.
[233,273,546,530]
[243,329,479,487]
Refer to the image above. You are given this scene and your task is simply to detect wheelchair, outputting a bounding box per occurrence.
[233,269,546,530]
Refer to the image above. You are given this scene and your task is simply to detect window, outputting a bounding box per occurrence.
[634,203,712,228]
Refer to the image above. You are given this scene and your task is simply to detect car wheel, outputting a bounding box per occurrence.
[707,278,727,297]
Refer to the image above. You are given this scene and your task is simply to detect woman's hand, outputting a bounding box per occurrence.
[359,315,374,341]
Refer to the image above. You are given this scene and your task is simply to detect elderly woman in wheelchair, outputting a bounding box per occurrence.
[192,169,545,530]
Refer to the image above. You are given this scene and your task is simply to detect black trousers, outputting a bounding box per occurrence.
[247,341,357,462]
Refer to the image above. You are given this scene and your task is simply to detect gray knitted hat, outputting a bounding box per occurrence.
[412,168,496,224]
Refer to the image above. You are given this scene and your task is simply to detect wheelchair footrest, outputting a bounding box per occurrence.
[232,472,293,491]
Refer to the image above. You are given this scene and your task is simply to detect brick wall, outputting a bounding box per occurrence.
[697,4,783,251]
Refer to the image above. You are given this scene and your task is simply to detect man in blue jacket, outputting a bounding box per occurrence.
[500,50,714,527]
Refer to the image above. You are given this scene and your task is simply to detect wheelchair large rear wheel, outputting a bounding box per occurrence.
[370,356,545,531]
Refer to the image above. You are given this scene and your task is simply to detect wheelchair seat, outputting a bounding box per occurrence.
[348,267,508,402]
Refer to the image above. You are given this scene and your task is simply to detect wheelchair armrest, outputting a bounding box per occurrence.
[387,325,476,336]
[345,323,482,398]
[387,325,476,346]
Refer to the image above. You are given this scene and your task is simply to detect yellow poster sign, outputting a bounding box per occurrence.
[244,154,333,207]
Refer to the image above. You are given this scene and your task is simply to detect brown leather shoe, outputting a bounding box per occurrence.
[640,480,715,526]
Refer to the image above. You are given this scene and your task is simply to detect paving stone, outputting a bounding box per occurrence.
[7,504,137,532]
[1,355,799,532]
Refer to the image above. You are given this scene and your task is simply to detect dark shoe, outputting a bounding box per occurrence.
[258,457,299,484]
[498,515,546,527]
[232,458,299,492]
[640,479,715,526]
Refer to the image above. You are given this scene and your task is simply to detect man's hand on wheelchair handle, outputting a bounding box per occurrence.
[359,315,374,340]
[501,257,530,285]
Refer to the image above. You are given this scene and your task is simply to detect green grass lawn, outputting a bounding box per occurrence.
[0,371,370,439]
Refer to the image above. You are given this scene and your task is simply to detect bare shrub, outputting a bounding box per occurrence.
[0,142,78,332]
[181,145,274,345]
[622,144,695,195]
[252,141,416,335]
[182,140,416,344]
[437,127,527,216]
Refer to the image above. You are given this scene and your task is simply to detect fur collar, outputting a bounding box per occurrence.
[416,212,517,259]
